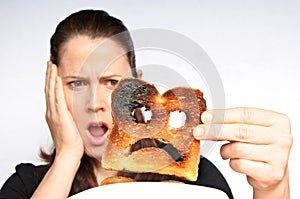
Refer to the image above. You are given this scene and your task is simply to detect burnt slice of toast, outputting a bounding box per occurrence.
[102,78,206,181]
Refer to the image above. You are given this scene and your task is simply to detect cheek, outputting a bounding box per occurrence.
[63,89,74,114]
[63,89,86,118]
[107,92,112,110]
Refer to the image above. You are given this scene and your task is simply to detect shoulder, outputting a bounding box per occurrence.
[196,156,234,199]
[0,163,49,198]
[15,163,48,180]
[173,156,234,199]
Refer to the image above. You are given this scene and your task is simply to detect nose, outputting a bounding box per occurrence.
[87,86,109,113]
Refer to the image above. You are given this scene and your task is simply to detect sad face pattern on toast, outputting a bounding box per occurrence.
[103,78,206,173]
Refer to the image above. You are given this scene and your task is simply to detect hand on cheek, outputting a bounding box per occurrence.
[45,61,84,158]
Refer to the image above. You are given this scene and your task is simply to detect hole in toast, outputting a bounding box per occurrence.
[132,107,152,123]
[169,111,186,128]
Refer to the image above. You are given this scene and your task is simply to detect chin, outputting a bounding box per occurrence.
[84,145,105,161]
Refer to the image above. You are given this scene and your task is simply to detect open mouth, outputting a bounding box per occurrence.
[88,122,108,137]
[129,138,183,162]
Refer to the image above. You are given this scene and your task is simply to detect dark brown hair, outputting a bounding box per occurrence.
[41,9,137,196]
[50,9,137,77]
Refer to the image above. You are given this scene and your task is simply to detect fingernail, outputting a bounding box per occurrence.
[202,112,213,122]
[193,126,204,138]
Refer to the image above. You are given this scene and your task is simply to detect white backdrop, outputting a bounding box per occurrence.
[0,0,299,198]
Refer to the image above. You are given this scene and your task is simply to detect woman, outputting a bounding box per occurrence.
[0,9,292,199]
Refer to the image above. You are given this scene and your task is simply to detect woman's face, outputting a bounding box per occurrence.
[58,35,132,160]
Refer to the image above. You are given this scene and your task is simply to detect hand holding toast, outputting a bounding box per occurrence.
[193,107,293,199]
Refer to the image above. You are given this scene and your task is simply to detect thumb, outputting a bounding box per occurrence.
[193,125,205,140]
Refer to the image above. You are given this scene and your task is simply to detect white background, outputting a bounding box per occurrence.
[0,0,299,198]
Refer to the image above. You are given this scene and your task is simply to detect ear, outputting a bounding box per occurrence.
[137,69,143,79]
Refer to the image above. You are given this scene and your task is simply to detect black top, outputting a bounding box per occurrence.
[0,156,233,199]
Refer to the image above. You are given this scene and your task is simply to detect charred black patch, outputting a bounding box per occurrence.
[130,138,183,162]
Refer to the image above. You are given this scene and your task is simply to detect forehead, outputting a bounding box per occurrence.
[59,36,130,76]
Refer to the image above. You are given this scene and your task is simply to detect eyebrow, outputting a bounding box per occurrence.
[62,74,125,79]
[101,74,124,79]
[62,76,86,79]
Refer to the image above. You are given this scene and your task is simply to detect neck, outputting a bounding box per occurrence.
[95,162,118,185]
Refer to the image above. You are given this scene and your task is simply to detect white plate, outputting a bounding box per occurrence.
[68,182,229,199]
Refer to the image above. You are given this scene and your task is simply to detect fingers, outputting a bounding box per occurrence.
[45,61,65,120]
[221,141,290,168]
[201,107,282,126]
[194,107,292,192]
[45,61,51,109]
[220,142,274,162]
[45,61,51,91]
[194,123,276,144]
[229,158,288,189]
[228,159,276,184]
[55,75,70,117]
[194,107,290,143]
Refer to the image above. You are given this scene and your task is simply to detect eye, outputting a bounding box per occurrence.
[68,80,88,90]
[109,79,119,87]
[105,79,119,89]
